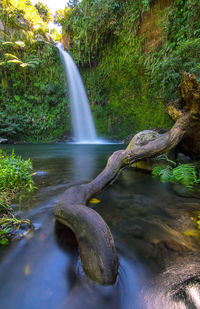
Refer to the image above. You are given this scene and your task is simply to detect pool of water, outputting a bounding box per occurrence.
[0,144,200,309]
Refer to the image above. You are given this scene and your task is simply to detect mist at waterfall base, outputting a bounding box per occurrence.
[57,43,114,144]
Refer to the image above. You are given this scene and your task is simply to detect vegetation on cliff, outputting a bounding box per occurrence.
[0,0,200,141]
[56,0,200,138]
[0,0,69,143]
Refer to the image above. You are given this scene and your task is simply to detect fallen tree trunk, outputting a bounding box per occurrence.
[54,73,200,285]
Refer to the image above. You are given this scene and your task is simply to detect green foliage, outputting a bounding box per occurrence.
[55,0,145,66]
[57,0,200,139]
[152,165,173,183]
[0,0,70,142]
[0,149,34,196]
[147,0,200,102]
[67,0,80,8]
[1,0,200,141]
[148,38,200,102]
[152,156,200,189]
[0,216,32,244]
[1,0,49,35]
[34,1,52,23]
[196,215,200,231]
[0,149,35,244]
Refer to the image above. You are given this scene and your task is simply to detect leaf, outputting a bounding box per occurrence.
[2,41,13,46]
[24,264,31,275]
[5,53,19,60]
[152,165,173,183]
[7,59,22,64]
[172,164,197,188]
[20,63,28,68]
[26,63,36,68]
[160,166,173,183]
[183,230,199,237]
[89,198,101,204]
[15,41,25,47]
[0,238,8,245]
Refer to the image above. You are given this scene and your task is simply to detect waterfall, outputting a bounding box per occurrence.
[57,43,98,143]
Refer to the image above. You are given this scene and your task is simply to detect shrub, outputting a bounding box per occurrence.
[0,149,34,211]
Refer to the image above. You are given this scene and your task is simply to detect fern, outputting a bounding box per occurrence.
[152,165,173,183]
[172,164,199,188]
[152,160,200,189]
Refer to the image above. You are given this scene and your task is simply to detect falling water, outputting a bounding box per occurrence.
[57,43,97,143]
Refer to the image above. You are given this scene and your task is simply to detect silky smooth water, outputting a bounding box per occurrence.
[0,144,200,309]
[57,44,97,143]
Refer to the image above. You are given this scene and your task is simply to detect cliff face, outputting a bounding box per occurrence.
[80,0,176,139]
[139,0,173,53]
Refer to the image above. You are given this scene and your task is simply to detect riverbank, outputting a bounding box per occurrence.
[0,149,35,244]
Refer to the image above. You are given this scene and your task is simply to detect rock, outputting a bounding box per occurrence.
[177,152,192,163]
[126,130,160,151]
[172,183,200,199]
[0,137,8,144]
[126,130,175,171]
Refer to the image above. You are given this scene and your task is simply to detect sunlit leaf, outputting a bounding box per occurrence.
[5,53,19,60]
[183,230,199,237]
[24,264,31,275]
[2,41,13,46]
[89,198,101,204]
[20,63,28,68]
[15,41,25,47]
[7,60,22,64]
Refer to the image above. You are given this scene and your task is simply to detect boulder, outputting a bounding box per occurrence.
[0,137,8,144]
[126,130,161,150]
[126,130,169,171]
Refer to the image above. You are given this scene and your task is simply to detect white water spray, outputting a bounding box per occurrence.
[57,43,98,143]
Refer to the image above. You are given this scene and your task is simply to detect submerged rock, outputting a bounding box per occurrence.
[172,183,200,199]
[0,217,35,244]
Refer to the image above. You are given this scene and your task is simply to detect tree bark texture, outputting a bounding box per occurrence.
[54,73,200,285]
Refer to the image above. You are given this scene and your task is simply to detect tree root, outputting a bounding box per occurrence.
[54,73,200,285]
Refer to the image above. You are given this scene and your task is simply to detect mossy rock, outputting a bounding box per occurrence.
[126,130,162,171]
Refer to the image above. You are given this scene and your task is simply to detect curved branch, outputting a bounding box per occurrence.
[54,73,199,285]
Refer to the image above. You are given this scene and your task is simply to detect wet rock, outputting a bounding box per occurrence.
[126,130,160,150]
[0,217,35,242]
[150,240,188,268]
[177,152,192,163]
[129,225,145,239]
[172,184,200,199]
[0,137,8,144]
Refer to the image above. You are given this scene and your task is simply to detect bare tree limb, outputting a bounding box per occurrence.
[54,73,200,285]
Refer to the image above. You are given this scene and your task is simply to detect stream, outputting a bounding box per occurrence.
[0,144,200,309]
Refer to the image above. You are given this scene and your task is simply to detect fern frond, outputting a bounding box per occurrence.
[152,165,165,177]
[152,165,173,183]
[172,164,198,188]
[156,154,176,166]
[160,166,173,183]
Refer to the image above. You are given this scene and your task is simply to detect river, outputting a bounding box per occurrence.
[0,144,200,309]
